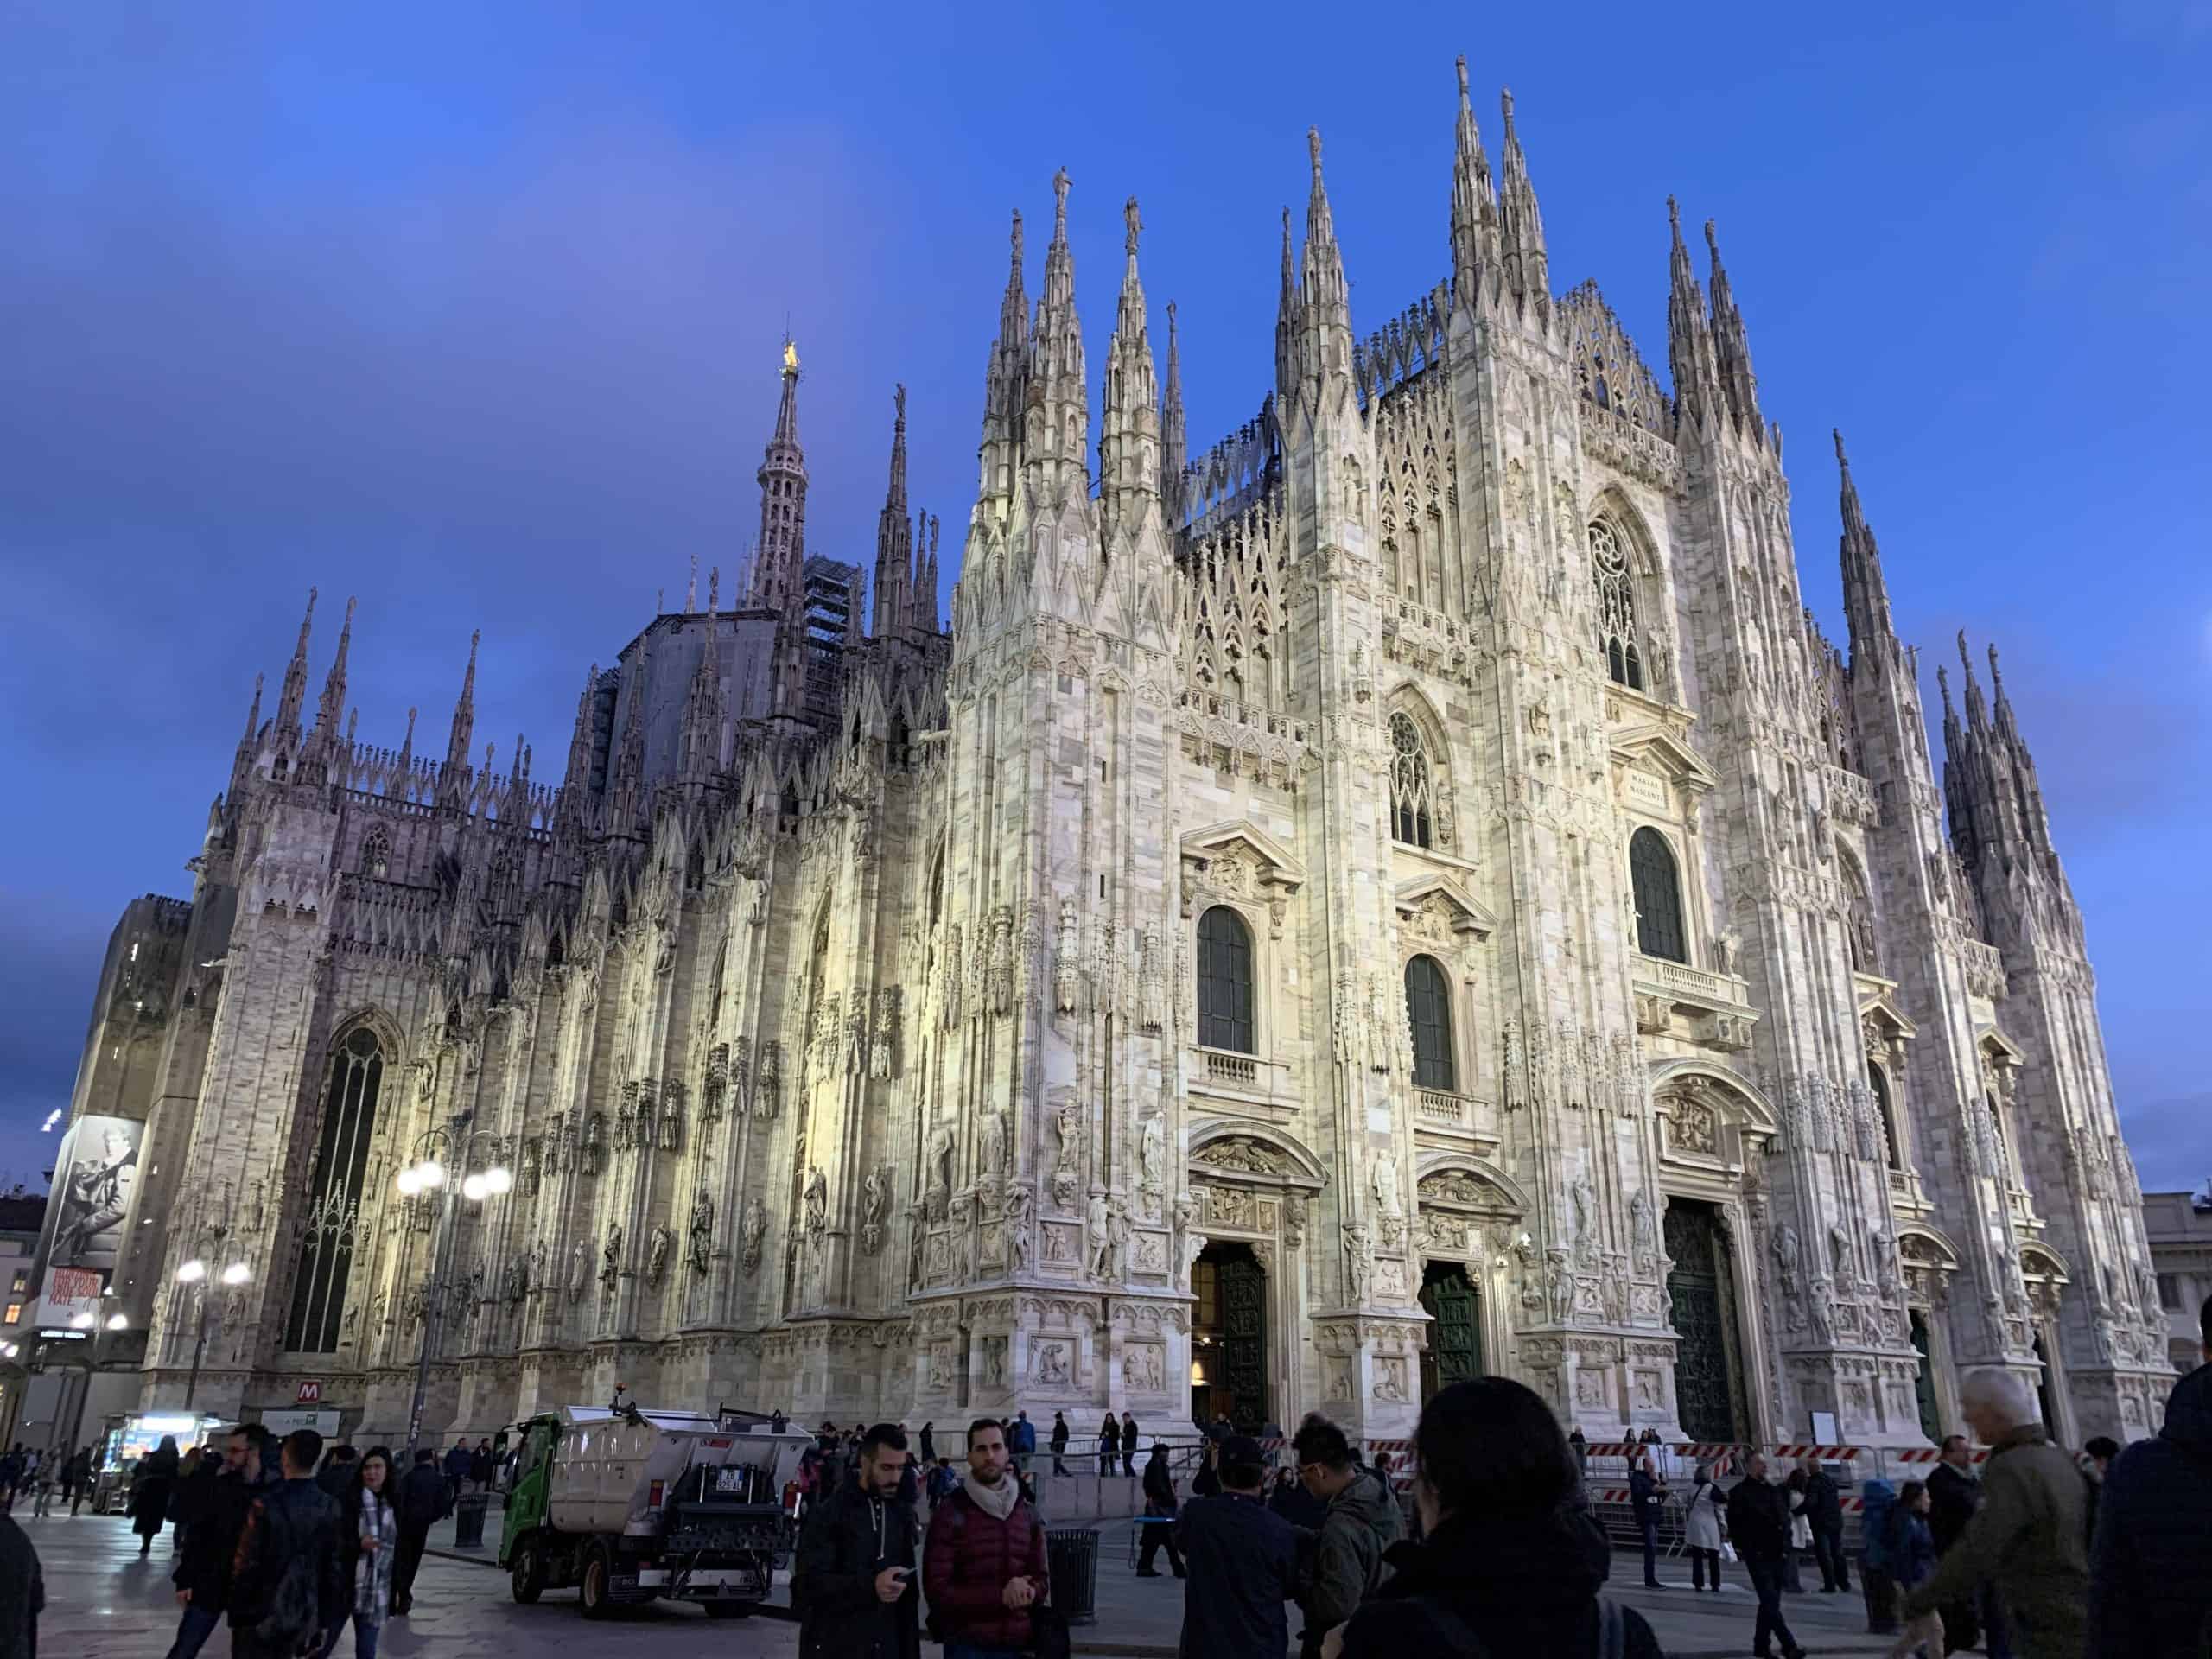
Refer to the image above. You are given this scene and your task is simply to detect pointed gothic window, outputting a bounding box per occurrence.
[361,828,390,880]
[1630,827,1688,963]
[1196,906,1255,1053]
[1404,955,1455,1090]
[1590,518,1644,691]
[1870,1064,1902,1170]
[283,1026,383,1354]
[1841,854,1879,975]
[1389,713,1436,849]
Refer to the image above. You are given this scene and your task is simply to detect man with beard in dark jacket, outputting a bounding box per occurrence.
[2089,1294,2212,1659]
[228,1429,346,1659]
[1337,1380,1657,1659]
[792,1422,919,1659]
[1175,1434,1299,1659]
[1726,1453,1806,1659]
[1924,1433,1993,1654]
[166,1426,275,1659]
[389,1447,450,1616]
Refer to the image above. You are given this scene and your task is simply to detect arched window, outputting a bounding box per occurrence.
[283,1026,384,1353]
[1841,854,1878,975]
[1870,1064,1901,1170]
[1389,713,1436,849]
[1630,827,1688,963]
[360,828,390,880]
[1589,518,1643,691]
[1196,906,1255,1053]
[1404,955,1455,1090]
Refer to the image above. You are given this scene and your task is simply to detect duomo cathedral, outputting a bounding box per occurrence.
[51,61,2172,1450]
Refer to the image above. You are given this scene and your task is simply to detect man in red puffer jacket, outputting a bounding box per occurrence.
[922,1419,1050,1659]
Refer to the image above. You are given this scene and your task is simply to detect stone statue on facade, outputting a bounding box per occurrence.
[979,1106,1007,1177]
[926,1122,956,1217]
[1087,1190,1112,1279]
[1006,1182,1033,1273]
[1141,1114,1166,1201]
[599,1224,623,1294]
[688,1189,713,1273]
[740,1198,767,1274]
[1344,1224,1372,1304]
[646,1224,673,1285]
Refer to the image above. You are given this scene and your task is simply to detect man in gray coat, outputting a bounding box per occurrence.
[1291,1419,1404,1659]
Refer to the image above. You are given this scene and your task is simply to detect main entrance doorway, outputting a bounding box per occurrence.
[1191,1242,1268,1431]
[1419,1261,1484,1400]
[1662,1198,1750,1442]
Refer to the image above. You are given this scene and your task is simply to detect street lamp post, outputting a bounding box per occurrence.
[175,1254,252,1409]
[397,1111,510,1466]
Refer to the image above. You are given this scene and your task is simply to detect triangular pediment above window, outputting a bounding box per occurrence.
[1179,821,1307,891]
[1393,874,1497,942]
[1856,984,1918,1045]
[1609,723,1719,797]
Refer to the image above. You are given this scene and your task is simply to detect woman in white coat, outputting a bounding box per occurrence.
[1683,1462,1730,1592]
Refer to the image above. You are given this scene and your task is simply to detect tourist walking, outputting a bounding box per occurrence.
[1683,1463,1727,1592]
[918,1422,936,1465]
[1336,1378,1660,1659]
[2088,1291,2211,1658]
[440,1438,470,1503]
[1921,1433,1993,1653]
[1885,1479,1937,1627]
[1174,1433,1299,1659]
[0,1504,41,1659]
[168,1426,275,1659]
[1897,1369,2086,1659]
[1007,1412,1036,1473]
[61,1446,92,1516]
[1289,1417,1405,1659]
[1629,1449,1667,1587]
[1136,1443,1187,1578]
[1268,1465,1325,1529]
[1120,1411,1140,1476]
[792,1422,919,1659]
[228,1429,347,1659]
[133,1434,181,1557]
[321,1447,396,1659]
[1800,1455,1849,1592]
[388,1447,449,1617]
[1049,1412,1069,1476]
[1726,1452,1805,1659]
[467,1439,493,1493]
[1191,1440,1222,1498]
[921,1419,1049,1659]
[1096,1414,1119,1475]
[315,1446,358,1501]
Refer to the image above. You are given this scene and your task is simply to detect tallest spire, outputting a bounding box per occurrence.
[872,385,913,637]
[976,210,1030,506]
[274,587,317,739]
[1024,168,1089,493]
[1291,129,1354,392]
[748,340,810,611]
[1496,90,1549,307]
[1834,430,1896,652]
[1449,57,1500,302]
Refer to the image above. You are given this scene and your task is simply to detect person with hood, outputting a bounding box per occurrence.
[1726,1452,1805,1659]
[1290,1417,1404,1659]
[1136,1443,1187,1578]
[1007,1412,1036,1473]
[792,1423,919,1659]
[388,1448,449,1617]
[315,1446,359,1501]
[1682,1462,1727,1592]
[134,1435,181,1557]
[2088,1292,2212,1659]
[1175,1433,1300,1659]
[1897,1368,2087,1659]
[1335,1378,1659,1659]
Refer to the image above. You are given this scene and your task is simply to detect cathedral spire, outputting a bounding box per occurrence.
[274,587,317,739]
[1704,219,1764,437]
[873,385,913,637]
[977,210,1029,505]
[1160,300,1187,522]
[1666,197,1719,430]
[1955,630,1989,734]
[1099,194,1161,542]
[239,671,264,747]
[396,705,417,777]
[443,630,480,790]
[1834,429,1896,652]
[556,665,597,831]
[1450,56,1500,303]
[1273,206,1299,403]
[311,594,357,744]
[1026,168,1090,494]
[1496,89,1549,307]
[918,514,940,632]
[1294,129,1354,388]
[749,340,810,612]
[680,573,724,780]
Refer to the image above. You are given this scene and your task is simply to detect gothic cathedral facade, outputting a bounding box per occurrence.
[62,64,2171,1449]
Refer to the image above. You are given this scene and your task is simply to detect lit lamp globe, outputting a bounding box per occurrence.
[417,1160,446,1190]
[106,1313,128,1331]
[175,1259,207,1284]
[397,1166,422,1198]
[221,1262,251,1287]
[70,1312,93,1331]
[484,1166,512,1197]
[461,1173,488,1202]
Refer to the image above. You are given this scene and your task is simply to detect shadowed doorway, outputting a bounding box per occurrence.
[1190,1241,1268,1431]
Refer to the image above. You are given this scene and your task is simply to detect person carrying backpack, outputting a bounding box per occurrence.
[226,1428,346,1659]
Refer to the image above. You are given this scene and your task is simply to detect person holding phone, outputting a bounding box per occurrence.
[793,1421,919,1659]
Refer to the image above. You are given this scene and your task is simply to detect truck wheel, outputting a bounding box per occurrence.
[578,1541,616,1620]
[704,1602,753,1619]
[510,1538,545,1605]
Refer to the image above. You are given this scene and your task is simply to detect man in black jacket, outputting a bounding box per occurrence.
[1726,1453,1805,1659]
[1175,1434,1299,1659]
[166,1426,274,1659]
[2089,1294,2212,1659]
[1137,1443,1187,1578]
[1628,1452,1667,1588]
[390,1447,450,1616]
[791,1422,918,1659]
[1923,1433,1989,1653]
[1796,1455,1849,1592]
[314,1445,356,1500]
[1049,1412,1070,1477]
[228,1429,346,1659]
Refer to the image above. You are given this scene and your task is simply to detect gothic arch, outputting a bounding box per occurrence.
[1186,1120,1328,1192]
[1586,490,1674,697]
[1382,683,1457,854]
[1412,1154,1530,1217]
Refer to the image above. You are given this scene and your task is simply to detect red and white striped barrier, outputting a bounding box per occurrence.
[1892,1446,1988,1465]
[1766,1444,1864,1459]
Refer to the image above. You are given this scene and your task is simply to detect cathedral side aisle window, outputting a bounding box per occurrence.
[284,1025,385,1354]
[1197,905,1255,1053]
[1404,955,1455,1090]
[1630,826,1688,963]
[1590,516,1643,691]
[1389,712,1437,849]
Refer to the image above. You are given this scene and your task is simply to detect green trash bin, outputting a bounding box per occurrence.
[453,1491,489,1550]
[1045,1526,1100,1625]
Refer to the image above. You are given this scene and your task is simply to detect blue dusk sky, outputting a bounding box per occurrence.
[1,4,2206,1192]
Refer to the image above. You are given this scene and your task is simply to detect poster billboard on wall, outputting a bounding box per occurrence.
[48,1115,143,1277]
[41,1265,105,1322]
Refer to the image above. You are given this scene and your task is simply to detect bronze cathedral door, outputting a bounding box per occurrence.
[1419,1262,1484,1399]
[1663,1198,1749,1442]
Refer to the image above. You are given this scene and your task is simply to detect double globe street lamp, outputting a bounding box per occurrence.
[175,1253,253,1408]
[397,1111,510,1464]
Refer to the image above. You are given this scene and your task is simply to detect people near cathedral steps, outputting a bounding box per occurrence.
[1135,1442,1187,1579]
[132,1433,181,1557]
[1895,1369,2087,1659]
[1682,1462,1727,1593]
[167,1425,275,1659]
[1798,1453,1849,1594]
[793,1422,920,1659]
[921,1419,1050,1659]
[1627,1448,1667,1588]
[321,1446,397,1659]
[1726,1452,1806,1659]
[1173,1433,1300,1659]
[227,1428,347,1659]
[1007,1410,1036,1473]
[1289,1417,1405,1659]
[2088,1291,2212,1659]
[388,1447,450,1617]
[1049,1411,1070,1476]
[1121,1410,1140,1477]
[1332,1379,1659,1659]
[1096,1414,1119,1475]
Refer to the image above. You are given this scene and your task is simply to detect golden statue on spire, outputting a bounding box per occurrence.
[782,337,799,375]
